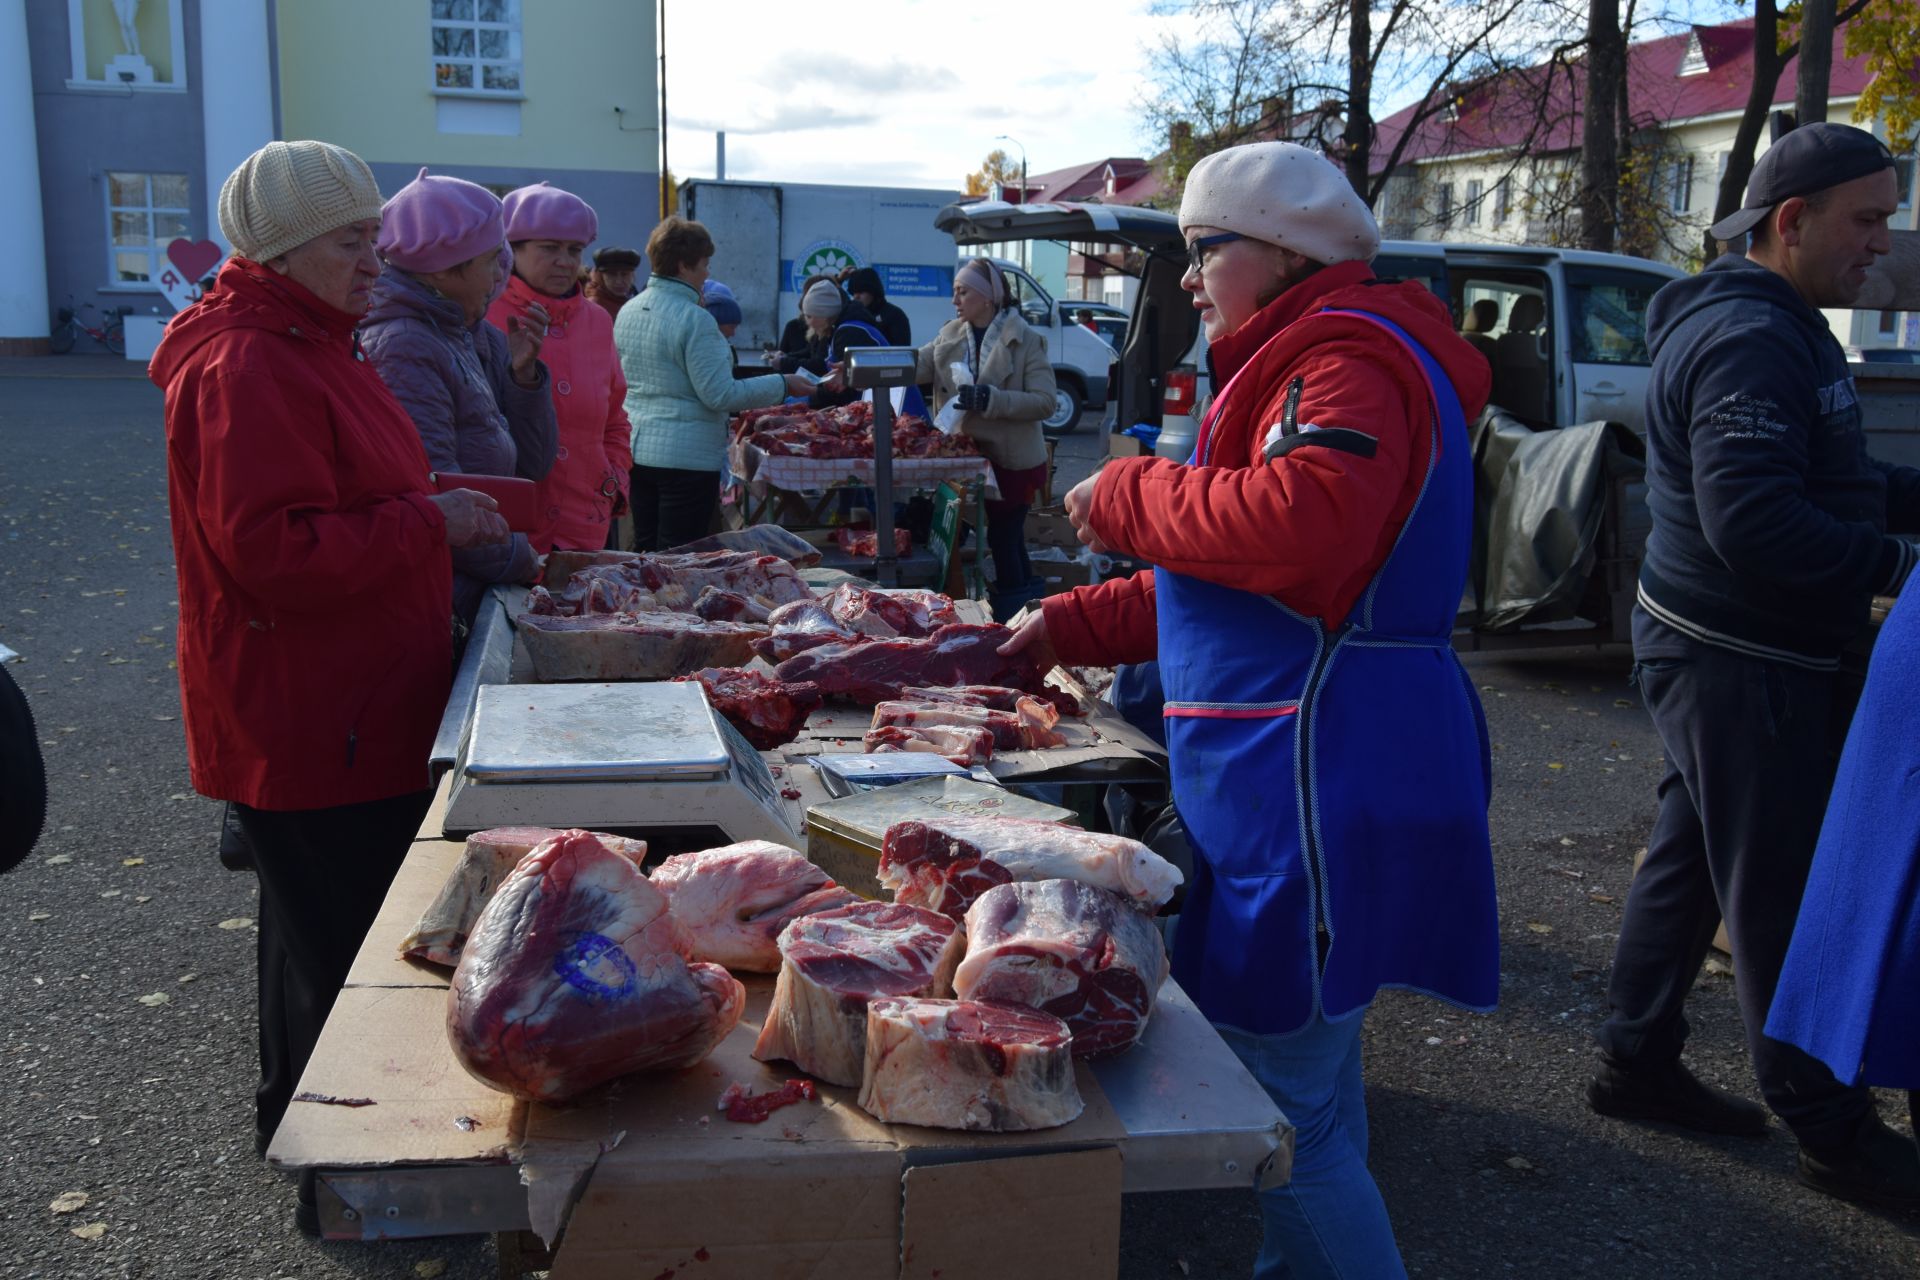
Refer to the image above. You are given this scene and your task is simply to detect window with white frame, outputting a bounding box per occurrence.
[1493,176,1512,224]
[66,0,188,91]
[1668,155,1695,214]
[106,172,190,286]
[1436,182,1454,229]
[1465,179,1483,227]
[432,0,522,93]
[1896,155,1915,212]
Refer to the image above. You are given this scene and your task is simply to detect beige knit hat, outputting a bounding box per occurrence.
[1180,142,1379,266]
[218,141,386,264]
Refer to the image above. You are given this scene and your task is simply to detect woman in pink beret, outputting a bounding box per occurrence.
[488,182,632,552]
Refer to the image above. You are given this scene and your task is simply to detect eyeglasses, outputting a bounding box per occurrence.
[1186,232,1244,274]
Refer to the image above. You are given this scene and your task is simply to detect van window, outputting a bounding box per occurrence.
[1373,253,1447,300]
[1566,266,1663,366]
[1453,270,1554,425]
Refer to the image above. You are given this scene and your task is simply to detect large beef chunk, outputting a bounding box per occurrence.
[879,816,1181,921]
[650,841,857,973]
[447,830,745,1102]
[751,901,962,1087]
[953,879,1170,1057]
[858,997,1083,1131]
[675,667,822,750]
[772,623,1046,706]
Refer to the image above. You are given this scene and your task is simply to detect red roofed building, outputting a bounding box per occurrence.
[979,154,1173,307]
[1365,18,1917,346]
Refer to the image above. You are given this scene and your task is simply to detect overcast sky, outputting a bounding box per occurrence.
[664,0,1171,194]
[662,0,1742,195]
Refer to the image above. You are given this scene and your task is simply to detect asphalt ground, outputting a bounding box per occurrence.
[2,365,1916,1277]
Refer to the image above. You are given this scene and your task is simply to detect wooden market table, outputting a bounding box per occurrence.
[268,773,1291,1279]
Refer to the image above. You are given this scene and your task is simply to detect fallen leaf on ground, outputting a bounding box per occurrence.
[1506,1155,1535,1171]
[70,1222,106,1240]
[44,854,72,865]
[167,793,192,802]
[177,973,197,984]
[1546,762,1565,771]
[1613,699,1634,708]
[133,896,151,904]
[1558,837,1575,847]
[121,857,144,866]
[49,1191,88,1214]
[137,992,171,1007]
[1590,892,1618,904]
[28,912,51,922]
[416,1261,449,1279]
[217,917,254,930]
[1526,922,1553,935]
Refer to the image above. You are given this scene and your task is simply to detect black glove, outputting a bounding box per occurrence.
[955,384,992,414]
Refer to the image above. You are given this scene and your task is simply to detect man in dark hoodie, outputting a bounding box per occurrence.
[844,265,911,346]
[1589,122,1920,1209]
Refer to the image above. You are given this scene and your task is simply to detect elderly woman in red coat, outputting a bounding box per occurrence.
[151,140,507,1233]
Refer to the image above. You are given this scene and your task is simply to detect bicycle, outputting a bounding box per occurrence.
[49,299,129,356]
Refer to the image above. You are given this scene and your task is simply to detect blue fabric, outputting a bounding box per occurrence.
[1767,589,1920,1087]
[1218,1013,1407,1280]
[1638,253,1920,664]
[1159,309,1499,1035]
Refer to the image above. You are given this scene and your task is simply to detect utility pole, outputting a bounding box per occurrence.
[658,0,669,218]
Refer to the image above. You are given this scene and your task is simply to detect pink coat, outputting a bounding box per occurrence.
[488,275,632,552]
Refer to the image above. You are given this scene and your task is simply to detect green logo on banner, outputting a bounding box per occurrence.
[791,238,864,292]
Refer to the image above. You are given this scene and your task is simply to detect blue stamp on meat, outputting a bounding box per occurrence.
[553,932,638,1000]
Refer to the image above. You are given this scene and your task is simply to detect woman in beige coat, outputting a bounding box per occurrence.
[915,256,1056,610]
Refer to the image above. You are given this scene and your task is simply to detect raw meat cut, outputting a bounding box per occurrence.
[531,550,811,619]
[752,598,861,663]
[650,841,859,973]
[819,583,958,638]
[515,610,767,681]
[864,723,997,766]
[836,527,913,558]
[902,683,1084,720]
[879,815,1182,920]
[401,826,647,967]
[448,830,746,1101]
[690,586,771,623]
[751,901,963,1087]
[718,1078,818,1122]
[954,879,1170,1057]
[733,399,980,460]
[674,667,822,750]
[858,997,1082,1131]
[869,698,1066,751]
[773,623,1047,706]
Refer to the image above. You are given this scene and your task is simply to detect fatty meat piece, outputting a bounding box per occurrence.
[400,826,646,968]
[751,901,963,1087]
[879,814,1181,920]
[752,598,861,663]
[868,698,1065,751]
[954,879,1170,1057]
[675,667,823,751]
[447,830,745,1102]
[820,583,959,638]
[858,997,1083,1131]
[863,723,997,767]
[772,622,1047,706]
[650,841,859,973]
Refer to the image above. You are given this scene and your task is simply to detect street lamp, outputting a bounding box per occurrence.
[994,134,1028,271]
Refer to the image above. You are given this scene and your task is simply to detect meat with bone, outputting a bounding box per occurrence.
[863,723,997,767]
[752,901,963,1087]
[534,551,811,618]
[773,623,1047,706]
[650,841,859,973]
[835,527,913,558]
[819,583,959,638]
[401,826,647,967]
[954,878,1171,1057]
[902,683,1085,721]
[690,585,771,624]
[515,610,767,682]
[674,667,822,750]
[752,598,861,663]
[879,815,1182,920]
[869,698,1065,751]
[447,830,746,1101]
[858,997,1082,1131]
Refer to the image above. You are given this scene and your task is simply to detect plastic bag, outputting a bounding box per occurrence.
[933,361,973,435]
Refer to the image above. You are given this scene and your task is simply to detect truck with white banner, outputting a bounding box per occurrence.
[677,178,960,363]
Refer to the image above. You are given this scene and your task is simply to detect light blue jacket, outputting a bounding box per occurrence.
[615,275,785,472]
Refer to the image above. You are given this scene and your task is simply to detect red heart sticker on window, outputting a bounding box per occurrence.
[166,238,224,282]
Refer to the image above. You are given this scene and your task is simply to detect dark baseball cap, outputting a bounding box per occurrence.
[1710,122,1896,241]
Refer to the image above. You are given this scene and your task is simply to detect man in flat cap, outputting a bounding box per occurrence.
[1590,121,1920,1208]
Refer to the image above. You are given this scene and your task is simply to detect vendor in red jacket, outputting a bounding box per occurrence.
[1003,142,1500,1278]
[151,141,509,1234]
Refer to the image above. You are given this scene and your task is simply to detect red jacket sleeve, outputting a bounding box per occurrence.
[605,359,633,501]
[1088,337,1423,625]
[1041,568,1158,667]
[193,365,447,611]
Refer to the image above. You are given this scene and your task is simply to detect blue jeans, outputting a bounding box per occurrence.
[1217,1012,1406,1280]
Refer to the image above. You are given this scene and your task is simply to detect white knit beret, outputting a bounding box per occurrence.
[218,140,386,264]
[1179,142,1379,266]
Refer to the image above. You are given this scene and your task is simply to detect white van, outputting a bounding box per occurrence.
[931,200,1686,458]
[981,253,1122,436]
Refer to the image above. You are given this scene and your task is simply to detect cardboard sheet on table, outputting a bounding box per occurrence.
[343,837,466,990]
[899,1147,1122,1280]
[267,986,521,1170]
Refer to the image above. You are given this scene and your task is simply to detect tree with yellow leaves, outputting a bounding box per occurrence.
[963,150,1023,197]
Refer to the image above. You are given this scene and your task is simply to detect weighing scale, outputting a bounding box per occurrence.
[442,680,798,843]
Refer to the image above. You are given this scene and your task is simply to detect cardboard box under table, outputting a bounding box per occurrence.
[270,782,1292,1278]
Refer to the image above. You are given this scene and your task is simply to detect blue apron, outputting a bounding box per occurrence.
[836,319,929,420]
[1158,309,1499,1035]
